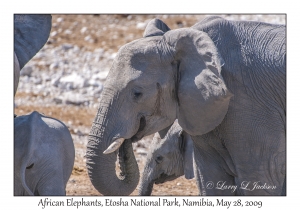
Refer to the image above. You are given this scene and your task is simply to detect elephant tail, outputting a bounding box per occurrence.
[19,112,41,196]
[20,160,34,195]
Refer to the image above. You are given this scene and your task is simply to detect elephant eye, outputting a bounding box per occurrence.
[26,163,34,169]
[133,91,143,100]
[155,156,163,164]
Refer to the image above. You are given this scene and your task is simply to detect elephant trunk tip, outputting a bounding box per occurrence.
[138,180,155,196]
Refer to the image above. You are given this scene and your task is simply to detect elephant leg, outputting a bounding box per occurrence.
[233,143,285,196]
[38,181,66,196]
[37,172,66,196]
[281,175,286,195]
[192,135,236,195]
[221,107,286,195]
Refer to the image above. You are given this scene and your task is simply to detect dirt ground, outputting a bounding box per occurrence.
[14,14,284,196]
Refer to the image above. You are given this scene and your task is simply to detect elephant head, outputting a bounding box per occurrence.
[86,18,232,195]
[138,121,194,195]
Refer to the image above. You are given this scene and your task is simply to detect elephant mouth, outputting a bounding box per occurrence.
[103,116,147,154]
[154,173,178,184]
[131,116,146,142]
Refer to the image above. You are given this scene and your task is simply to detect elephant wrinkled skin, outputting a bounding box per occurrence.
[86,16,286,196]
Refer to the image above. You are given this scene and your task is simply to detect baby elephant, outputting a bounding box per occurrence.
[14,111,75,195]
[139,121,194,195]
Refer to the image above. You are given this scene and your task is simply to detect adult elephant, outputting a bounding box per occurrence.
[86,16,286,195]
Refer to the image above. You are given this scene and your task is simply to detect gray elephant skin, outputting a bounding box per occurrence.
[139,121,195,195]
[14,14,52,96]
[86,16,286,195]
[14,111,75,195]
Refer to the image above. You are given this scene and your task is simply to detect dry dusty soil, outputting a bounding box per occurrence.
[14,14,285,196]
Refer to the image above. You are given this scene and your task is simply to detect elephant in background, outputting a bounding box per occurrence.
[139,121,195,195]
[14,111,75,195]
[14,14,52,96]
[86,16,285,195]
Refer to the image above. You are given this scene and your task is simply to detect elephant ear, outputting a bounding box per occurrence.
[157,121,174,139]
[179,131,194,179]
[14,14,52,69]
[163,28,233,136]
[143,18,170,37]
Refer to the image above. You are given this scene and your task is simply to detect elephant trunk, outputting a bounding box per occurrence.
[86,96,140,195]
[14,53,20,96]
[138,165,155,195]
[138,179,154,196]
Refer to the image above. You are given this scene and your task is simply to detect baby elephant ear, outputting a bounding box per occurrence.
[143,18,171,37]
[14,14,52,69]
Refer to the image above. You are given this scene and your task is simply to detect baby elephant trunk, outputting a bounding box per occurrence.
[138,176,155,196]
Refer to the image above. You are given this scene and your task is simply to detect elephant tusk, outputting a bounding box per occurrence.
[103,138,125,154]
